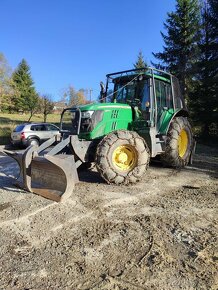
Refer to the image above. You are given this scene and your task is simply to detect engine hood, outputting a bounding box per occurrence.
[78,102,132,112]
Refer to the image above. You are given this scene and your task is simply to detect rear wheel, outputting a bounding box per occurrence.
[96,130,150,184]
[161,117,193,167]
[28,138,39,147]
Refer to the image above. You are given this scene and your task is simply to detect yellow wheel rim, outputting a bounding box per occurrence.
[178,129,188,158]
[112,145,137,171]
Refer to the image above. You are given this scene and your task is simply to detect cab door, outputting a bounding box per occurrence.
[140,78,153,125]
[132,78,153,134]
[154,79,173,132]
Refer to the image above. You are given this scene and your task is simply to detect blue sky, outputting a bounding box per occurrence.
[1,0,175,101]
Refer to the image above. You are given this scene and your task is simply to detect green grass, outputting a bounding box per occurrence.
[0,112,61,145]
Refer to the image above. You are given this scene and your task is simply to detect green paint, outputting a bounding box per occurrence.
[158,108,187,134]
[158,108,175,134]
[145,72,171,83]
[78,103,133,140]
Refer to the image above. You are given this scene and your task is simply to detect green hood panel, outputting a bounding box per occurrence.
[78,103,133,140]
[78,102,131,111]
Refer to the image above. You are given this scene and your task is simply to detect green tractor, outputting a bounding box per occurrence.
[5,67,194,201]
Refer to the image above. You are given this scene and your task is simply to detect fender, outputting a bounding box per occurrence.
[159,108,189,135]
[26,135,40,142]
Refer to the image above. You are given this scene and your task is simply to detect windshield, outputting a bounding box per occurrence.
[114,82,136,103]
[113,79,150,106]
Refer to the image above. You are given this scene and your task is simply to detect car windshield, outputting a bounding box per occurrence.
[13,125,25,132]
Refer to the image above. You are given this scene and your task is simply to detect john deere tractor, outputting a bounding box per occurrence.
[5,67,194,201]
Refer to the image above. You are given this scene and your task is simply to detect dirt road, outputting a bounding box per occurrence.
[0,145,217,290]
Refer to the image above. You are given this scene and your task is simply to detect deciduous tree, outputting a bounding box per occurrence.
[62,85,87,107]
[0,53,15,112]
[39,95,54,122]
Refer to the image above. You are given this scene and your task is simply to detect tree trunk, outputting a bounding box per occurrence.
[28,111,33,122]
[202,122,210,138]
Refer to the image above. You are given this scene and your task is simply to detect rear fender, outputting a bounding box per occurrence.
[160,108,189,136]
[26,135,40,142]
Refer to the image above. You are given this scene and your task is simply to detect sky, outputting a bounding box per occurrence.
[1,0,176,101]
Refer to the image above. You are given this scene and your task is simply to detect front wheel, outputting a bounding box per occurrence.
[96,130,150,185]
[161,117,193,168]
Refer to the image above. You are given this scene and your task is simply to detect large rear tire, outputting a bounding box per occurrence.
[96,130,150,184]
[161,117,193,168]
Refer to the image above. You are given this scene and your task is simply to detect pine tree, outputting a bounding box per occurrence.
[12,59,38,120]
[134,51,147,69]
[190,0,218,137]
[208,0,218,76]
[152,0,201,101]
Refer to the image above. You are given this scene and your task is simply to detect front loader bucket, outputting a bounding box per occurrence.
[29,154,79,202]
[4,147,79,202]
[4,146,38,186]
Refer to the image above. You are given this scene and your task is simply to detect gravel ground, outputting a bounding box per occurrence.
[0,144,217,290]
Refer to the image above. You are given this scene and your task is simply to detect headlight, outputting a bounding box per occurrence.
[81,111,94,118]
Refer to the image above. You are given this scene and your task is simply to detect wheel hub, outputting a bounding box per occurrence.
[178,129,188,158]
[112,145,137,171]
[117,152,128,163]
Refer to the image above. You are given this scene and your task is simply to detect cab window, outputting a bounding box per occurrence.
[155,80,167,110]
[115,82,135,103]
[172,76,185,109]
[138,79,150,120]
[140,79,150,110]
[165,84,173,108]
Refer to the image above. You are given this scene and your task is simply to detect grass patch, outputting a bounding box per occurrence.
[0,113,61,145]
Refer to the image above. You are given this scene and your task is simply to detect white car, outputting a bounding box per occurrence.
[11,123,60,147]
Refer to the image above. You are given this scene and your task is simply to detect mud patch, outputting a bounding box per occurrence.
[0,215,152,289]
[0,202,11,211]
[0,145,217,289]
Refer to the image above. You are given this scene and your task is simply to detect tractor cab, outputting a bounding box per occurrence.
[104,67,187,131]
